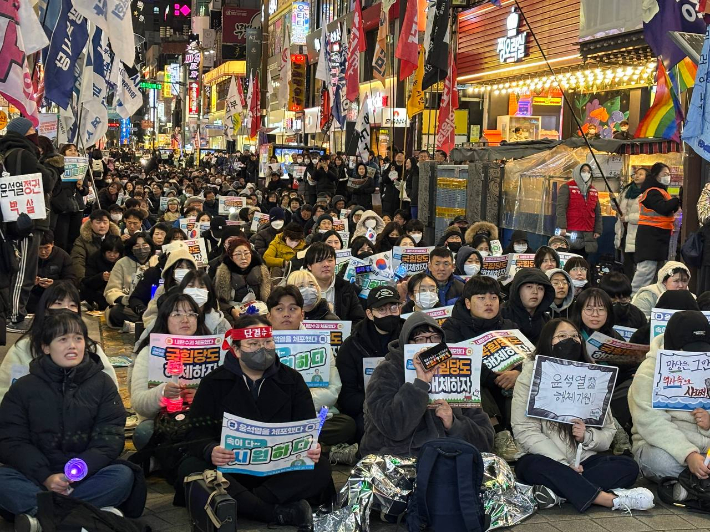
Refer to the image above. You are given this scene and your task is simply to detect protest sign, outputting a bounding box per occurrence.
[404,343,482,407]
[401,305,453,325]
[480,255,509,279]
[302,320,352,356]
[148,334,224,388]
[585,332,649,366]
[219,413,319,476]
[343,252,394,298]
[293,166,306,180]
[332,218,348,232]
[179,217,199,239]
[466,330,535,373]
[184,238,209,266]
[363,357,386,390]
[558,252,582,268]
[490,239,503,256]
[526,355,618,427]
[613,326,637,342]
[337,231,350,248]
[652,350,710,411]
[0,174,45,222]
[340,208,351,220]
[273,331,333,387]
[62,157,89,182]
[335,249,352,267]
[159,197,169,211]
[502,253,536,284]
[218,195,247,215]
[251,212,271,232]
[651,308,710,339]
[392,246,434,276]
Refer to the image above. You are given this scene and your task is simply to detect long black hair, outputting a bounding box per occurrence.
[136,292,211,352]
[22,281,82,349]
[179,270,219,313]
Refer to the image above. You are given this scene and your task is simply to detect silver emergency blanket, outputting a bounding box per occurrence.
[314,453,536,532]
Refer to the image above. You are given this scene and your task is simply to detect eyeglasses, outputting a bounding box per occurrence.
[169,311,198,320]
[553,332,580,342]
[412,333,443,344]
[242,338,275,350]
[570,267,588,274]
[551,280,568,288]
[372,303,402,316]
[583,306,607,316]
[232,251,251,259]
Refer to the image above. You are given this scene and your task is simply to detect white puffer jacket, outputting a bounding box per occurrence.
[614,187,642,253]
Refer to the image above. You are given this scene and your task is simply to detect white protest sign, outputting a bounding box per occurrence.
[392,246,434,276]
[0,173,45,221]
[183,238,209,266]
[251,212,271,233]
[404,342,482,407]
[273,330,333,387]
[613,326,637,343]
[343,252,394,298]
[335,249,352,267]
[558,252,582,268]
[652,350,710,411]
[363,356,386,390]
[467,329,535,373]
[302,320,352,356]
[337,230,350,248]
[179,217,200,239]
[62,157,89,182]
[219,412,319,476]
[218,195,247,215]
[332,218,348,232]
[160,197,169,211]
[401,305,453,325]
[501,253,536,285]
[490,239,503,256]
[148,334,225,388]
[525,356,618,427]
[651,308,710,339]
[585,332,649,366]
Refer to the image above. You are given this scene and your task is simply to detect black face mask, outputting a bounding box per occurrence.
[447,242,462,252]
[373,315,400,333]
[388,236,399,245]
[551,338,583,362]
[357,250,373,259]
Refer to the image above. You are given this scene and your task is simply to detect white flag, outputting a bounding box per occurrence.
[354,96,371,161]
[79,29,112,147]
[74,0,135,66]
[245,71,253,126]
[278,25,291,108]
[315,21,329,83]
[224,77,243,141]
[114,60,142,120]
[18,0,49,55]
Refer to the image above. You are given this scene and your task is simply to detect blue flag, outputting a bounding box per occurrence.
[45,0,89,109]
[683,27,710,161]
[644,0,706,71]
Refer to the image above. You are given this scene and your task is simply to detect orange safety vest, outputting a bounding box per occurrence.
[638,187,674,231]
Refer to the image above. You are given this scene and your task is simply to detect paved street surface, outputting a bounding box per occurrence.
[0,314,709,531]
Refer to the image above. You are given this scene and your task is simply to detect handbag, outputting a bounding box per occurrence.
[658,468,710,513]
[185,469,237,532]
[681,230,704,268]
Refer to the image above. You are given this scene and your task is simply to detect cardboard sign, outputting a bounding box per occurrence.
[179,217,200,239]
[401,305,454,325]
[585,332,648,365]
[302,320,352,357]
[363,357,386,390]
[251,212,271,232]
[184,238,209,266]
[525,356,618,427]
[480,255,509,279]
[651,308,710,339]
[219,413,319,476]
[273,331,333,387]
[62,157,89,182]
[332,218,348,232]
[613,326,637,343]
[392,246,434,276]
[148,334,225,388]
[404,343,482,408]
[343,252,394,299]
[218,195,247,215]
[652,350,710,411]
[0,173,45,221]
[466,329,535,373]
[502,253,536,285]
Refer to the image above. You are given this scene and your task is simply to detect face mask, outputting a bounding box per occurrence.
[357,250,373,259]
[184,287,209,306]
[551,338,583,362]
[174,268,190,283]
[373,314,400,333]
[447,242,462,252]
[304,158,311,164]
[240,347,277,371]
[411,233,422,244]
[134,249,151,263]
[572,279,588,288]
[514,244,527,253]
[388,236,399,245]
[659,174,671,186]
[416,291,438,310]
[478,250,489,258]
[199,223,211,233]
[300,287,319,307]
[580,172,592,181]
[110,213,122,222]
[26,132,39,145]
[365,219,377,229]
[285,238,300,248]
[271,220,284,230]
[464,263,481,276]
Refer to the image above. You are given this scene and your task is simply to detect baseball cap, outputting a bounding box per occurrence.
[664,311,710,351]
[269,207,285,221]
[367,285,401,309]
[210,215,227,237]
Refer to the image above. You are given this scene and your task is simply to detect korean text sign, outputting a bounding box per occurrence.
[392,246,434,276]
[525,356,618,427]
[343,252,394,298]
[273,331,332,387]
[148,334,224,388]
[651,308,710,339]
[652,350,710,411]
[302,320,352,357]
[0,173,45,222]
[480,255,509,279]
[219,413,319,476]
[62,157,89,182]
[585,332,649,366]
[401,305,453,326]
[468,329,535,372]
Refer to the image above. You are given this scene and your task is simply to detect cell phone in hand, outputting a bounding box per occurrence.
[419,342,453,371]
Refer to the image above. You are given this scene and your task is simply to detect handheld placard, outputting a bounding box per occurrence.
[165,360,184,413]
[64,458,88,482]
[574,443,583,469]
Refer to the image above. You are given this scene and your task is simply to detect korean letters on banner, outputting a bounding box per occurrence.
[585,332,649,366]
[251,212,271,233]
[467,329,535,373]
[219,412,319,476]
[525,355,618,427]
[337,231,350,248]
[0,173,45,222]
[490,239,503,256]
[403,343,482,407]
[62,157,89,182]
[391,246,434,276]
[335,249,352,267]
[332,218,348,232]
[557,252,582,268]
[401,305,454,326]
[652,350,710,411]
[480,255,509,279]
[343,252,394,298]
[179,217,200,239]
[363,357,386,390]
[160,197,169,211]
[148,334,225,388]
[302,320,352,356]
[651,308,710,339]
[184,238,209,266]
[218,195,247,215]
[273,331,333,387]
[613,326,637,342]
[502,253,536,284]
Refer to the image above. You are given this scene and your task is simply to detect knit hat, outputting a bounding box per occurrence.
[269,207,285,221]
[6,117,33,136]
[163,247,197,275]
[184,196,204,209]
[282,222,304,241]
[664,311,710,351]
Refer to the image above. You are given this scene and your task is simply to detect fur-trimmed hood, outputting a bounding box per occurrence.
[79,219,120,243]
[214,262,271,304]
[465,221,499,243]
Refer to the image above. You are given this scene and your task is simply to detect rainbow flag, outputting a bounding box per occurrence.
[668,57,698,93]
[635,59,684,142]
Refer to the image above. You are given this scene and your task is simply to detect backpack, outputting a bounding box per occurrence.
[681,230,704,268]
[92,158,104,174]
[406,438,489,532]
[35,491,151,531]
[658,469,710,513]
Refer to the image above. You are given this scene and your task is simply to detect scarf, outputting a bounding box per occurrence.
[624,182,642,200]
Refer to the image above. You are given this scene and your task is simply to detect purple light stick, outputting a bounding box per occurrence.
[316,406,328,436]
[64,458,88,482]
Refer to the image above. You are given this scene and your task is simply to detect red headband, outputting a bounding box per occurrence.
[222,326,273,351]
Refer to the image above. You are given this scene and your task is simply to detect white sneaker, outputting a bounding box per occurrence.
[14,514,41,532]
[612,487,655,513]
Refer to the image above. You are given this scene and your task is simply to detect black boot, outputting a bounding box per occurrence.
[274,499,313,531]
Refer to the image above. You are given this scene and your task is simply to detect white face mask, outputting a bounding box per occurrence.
[300,287,319,307]
[659,174,671,186]
[365,219,377,229]
[271,220,284,230]
[174,268,190,283]
[478,250,489,258]
[580,172,592,181]
[415,291,438,310]
[199,223,210,233]
[410,232,422,244]
[285,238,300,248]
[572,279,588,288]
[184,287,209,307]
[514,243,527,253]
[110,213,122,222]
[464,263,481,276]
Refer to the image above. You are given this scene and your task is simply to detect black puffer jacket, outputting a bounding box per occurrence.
[501,268,555,345]
[0,351,125,486]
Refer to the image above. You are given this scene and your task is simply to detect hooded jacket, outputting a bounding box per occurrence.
[545,268,575,318]
[631,261,693,319]
[465,222,499,243]
[501,268,555,344]
[360,312,494,457]
[629,334,710,466]
[454,246,481,276]
[353,210,385,239]
[70,219,121,280]
[263,232,306,268]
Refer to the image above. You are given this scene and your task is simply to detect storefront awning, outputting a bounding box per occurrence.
[203,61,246,86]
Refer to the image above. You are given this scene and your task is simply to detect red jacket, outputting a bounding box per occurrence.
[565,180,598,232]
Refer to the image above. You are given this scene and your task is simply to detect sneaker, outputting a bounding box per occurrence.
[611,425,632,455]
[14,514,41,532]
[612,487,655,513]
[7,319,31,334]
[100,507,124,517]
[329,443,359,465]
[494,430,523,462]
[533,485,565,509]
[274,499,313,531]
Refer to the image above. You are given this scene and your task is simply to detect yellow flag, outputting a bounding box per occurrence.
[407,46,425,119]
